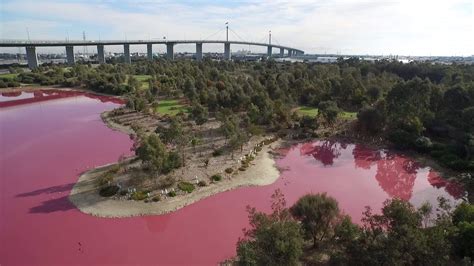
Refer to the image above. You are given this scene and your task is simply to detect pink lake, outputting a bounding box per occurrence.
[0,90,464,265]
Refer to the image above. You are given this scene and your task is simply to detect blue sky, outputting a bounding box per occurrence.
[0,0,473,55]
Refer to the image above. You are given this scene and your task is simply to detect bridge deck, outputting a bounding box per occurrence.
[0,39,304,53]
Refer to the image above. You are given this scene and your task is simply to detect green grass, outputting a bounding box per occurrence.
[133,75,151,82]
[297,106,357,120]
[0,73,18,80]
[155,99,188,116]
[297,106,319,117]
[126,75,151,90]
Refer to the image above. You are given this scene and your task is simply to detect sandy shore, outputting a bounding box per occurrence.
[69,140,282,218]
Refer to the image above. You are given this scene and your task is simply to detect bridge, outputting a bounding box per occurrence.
[0,39,305,69]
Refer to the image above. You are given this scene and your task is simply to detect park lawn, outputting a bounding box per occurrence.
[0,73,19,80]
[135,75,151,90]
[125,75,151,90]
[133,75,151,82]
[297,106,319,117]
[297,106,357,120]
[155,99,189,116]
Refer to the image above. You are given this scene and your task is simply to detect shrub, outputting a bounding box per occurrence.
[414,136,433,153]
[357,105,384,134]
[97,172,114,186]
[212,148,223,157]
[167,191,177,197]
[99,185,119,197]
[198,180,207,187]
[388,129,416,149]
[152,195,161,202]
[158,176,176,188]
[239,167,247,171]
[225,168,234,174]
[211,174,222,182]
[178,181,195,193]
[131,191,148,201]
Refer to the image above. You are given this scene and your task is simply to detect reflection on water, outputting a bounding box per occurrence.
[299,140,347,166]
[0,89,123,108]
[296,140,463,201]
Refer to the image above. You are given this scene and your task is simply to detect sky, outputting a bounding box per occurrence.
[0,0,473,56]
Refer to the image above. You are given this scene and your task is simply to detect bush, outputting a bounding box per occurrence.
[152,195,161,202]
[198,180,207,187]
[299,115,319,130]
[158,176,176,188]
[131,191,148,201]
[178,181,195,193]
[225,168,234,174]
[167,191,177,197]
[212,148,223,157]
[239,167,247,171]
[97,172,114,186]
[357,105,384,134]
[211,174,222,182]
[99,185,119,197]
[388,129,416,149]
[414,136,433,153]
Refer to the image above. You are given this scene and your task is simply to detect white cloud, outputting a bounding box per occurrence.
[0,0,472,55]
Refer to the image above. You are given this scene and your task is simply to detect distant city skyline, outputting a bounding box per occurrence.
[1,0,473,56]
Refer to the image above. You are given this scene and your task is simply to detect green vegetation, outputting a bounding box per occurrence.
[177,181,195,193]
[225,168,234,174]
[0,73,18,80]
[155,99,188,116]
[131,191,148,201]
[135,133,181,174]
[298,106,356,120]
[99,185,119,197]
[18,59,472,190]
[235,190,474,265]
[133,74,151,82]
[297,106,319,117]
[211,174,222,182]
[167,191,177,197]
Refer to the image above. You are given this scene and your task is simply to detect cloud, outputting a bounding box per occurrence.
[0,0,472,55]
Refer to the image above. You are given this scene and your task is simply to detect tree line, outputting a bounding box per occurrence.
[235,190,473,265]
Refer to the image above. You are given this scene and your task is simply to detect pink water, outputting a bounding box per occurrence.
[0,90,464,265]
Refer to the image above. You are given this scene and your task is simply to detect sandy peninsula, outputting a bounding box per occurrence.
[69,140,282,218]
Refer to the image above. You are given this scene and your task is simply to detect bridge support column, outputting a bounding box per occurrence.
[166,43,174,60]
[288,49,293,57]
[26,46,38,69]
[147,44,153,61]
[195,43,203,61]
[224,42,231,60]
[124,44,131,64]
[267,46,272,57]
[280,48,284,58]
[66,46,75,65]
[97,45,105,64]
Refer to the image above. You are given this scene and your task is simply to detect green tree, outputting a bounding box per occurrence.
[318,100,339,125]
[290,193,340,248]
[135,133,167,173]
[236,190,304,266]
[357,105,385,134]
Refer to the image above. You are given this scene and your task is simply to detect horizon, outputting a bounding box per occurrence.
[0,0,473,56]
